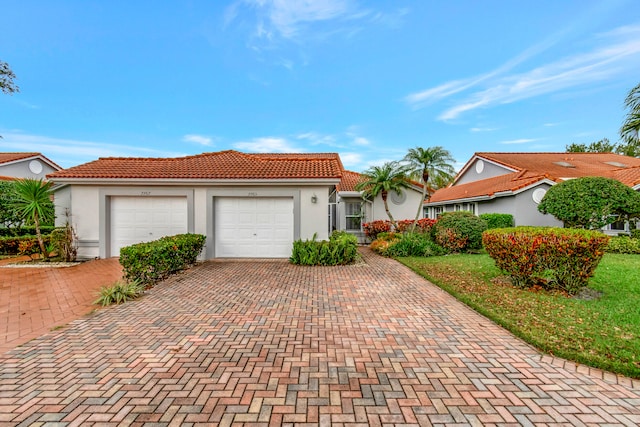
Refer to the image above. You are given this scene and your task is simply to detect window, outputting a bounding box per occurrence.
[454,204,463,211]
[466,203,476,214]
[345,202,362,231]
[431,206,443,219]
[609,219,626,232]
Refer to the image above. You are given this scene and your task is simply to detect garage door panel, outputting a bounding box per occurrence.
[215,197,293,258]
[110,196,188,257]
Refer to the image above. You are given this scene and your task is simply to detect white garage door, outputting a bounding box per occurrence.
[110,196,188,256]
[215,197,294,258]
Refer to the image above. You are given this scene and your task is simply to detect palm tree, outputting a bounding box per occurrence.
[12,178,54,258]
[621,82,640,147]
[404,146,455,230]
[355,161,413,230]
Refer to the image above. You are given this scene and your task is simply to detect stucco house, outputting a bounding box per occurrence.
[332,170,425,242]
[0,152,61,181]
[47,150,345,260]
[425,152,640,233]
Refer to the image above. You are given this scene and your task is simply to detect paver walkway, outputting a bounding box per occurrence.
[0,249,639,426]
[0,258,123,354]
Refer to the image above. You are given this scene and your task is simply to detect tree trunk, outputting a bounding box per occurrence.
[381,191,397,230]
[410,170,429,233]
[33,213,49,259]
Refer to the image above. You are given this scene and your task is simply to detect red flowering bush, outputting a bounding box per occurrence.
[482,227,610,294]
[362,220,392,240]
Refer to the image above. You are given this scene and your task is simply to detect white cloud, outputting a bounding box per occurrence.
[500,138,539,145]
[183,134,214,146]
[338,152,363,168]
[353,136,370,146]
[0,132,185,168]
[227,0,364,42]
[406,23,640,121]
[470,127,498,132]
[295,132,337,146]
[233,137,302,152]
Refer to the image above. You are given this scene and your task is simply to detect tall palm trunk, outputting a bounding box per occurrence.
[410,170,429,233]
[381,190,397,230]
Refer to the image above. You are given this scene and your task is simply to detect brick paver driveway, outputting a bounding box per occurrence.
[0,258,123,354]
[1,249,639,426]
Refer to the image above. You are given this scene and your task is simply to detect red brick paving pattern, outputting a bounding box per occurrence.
[0,258,123,354]
[0,248,639,426]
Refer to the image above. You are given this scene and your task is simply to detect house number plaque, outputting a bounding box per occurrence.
[248,192,258,197]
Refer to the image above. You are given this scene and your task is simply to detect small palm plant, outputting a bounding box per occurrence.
[12,178,55,258]
[94,280,143,306]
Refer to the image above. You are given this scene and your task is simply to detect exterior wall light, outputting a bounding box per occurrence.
[311,194,318,204]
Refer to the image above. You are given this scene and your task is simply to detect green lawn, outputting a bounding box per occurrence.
[398,253,640,379]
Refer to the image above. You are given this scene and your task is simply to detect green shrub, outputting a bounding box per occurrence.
[538,177,640,229]
[483,227,610,294]
[630,229,640,239]
[119,233,206,287]
[290,231,358,266]
[480,213,514,229]
[50,224,78,262]
[94,280,143,306]
[381,233,445,257]
[0,225,56,237]
[432,212,487,252]
[606,236,640,254]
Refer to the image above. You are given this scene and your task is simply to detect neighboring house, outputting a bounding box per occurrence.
[426,152,640,233]
[0,152,61,181]
[332,170,425,242]
[47,151,344,259]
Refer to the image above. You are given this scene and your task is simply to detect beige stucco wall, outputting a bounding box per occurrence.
[60,183,333,259]
[370,188,424,222]
[299,187,329,240]
[70,186,101,259]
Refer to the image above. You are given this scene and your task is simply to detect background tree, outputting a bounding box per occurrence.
[621,82,640,145]
[355,161,412,230]
[0,60,19,94]
[565,138,616,153]
[538,177,640,229]
[404,146,455,231]
[0,180,22,230]
[12,178,55,257]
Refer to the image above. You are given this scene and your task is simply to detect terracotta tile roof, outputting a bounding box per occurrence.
[430,152,640,204]
[48,150,343,181]
[0,152,61,170]
[336,170,365,192]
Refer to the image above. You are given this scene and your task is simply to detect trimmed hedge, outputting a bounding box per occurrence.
[479,213,514,229]
[119,233,206,287]
[483,227,610,294]
[290,231,358,266]
[0,226,56,237]
[432,211,487,252]
[606,235,640,254]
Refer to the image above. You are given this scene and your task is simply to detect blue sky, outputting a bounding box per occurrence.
[1,1,640,171]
